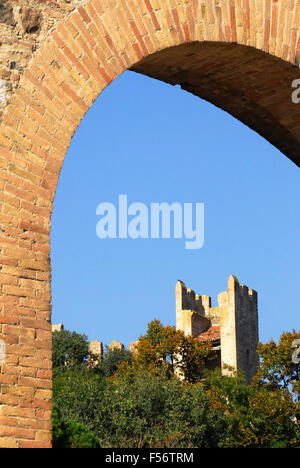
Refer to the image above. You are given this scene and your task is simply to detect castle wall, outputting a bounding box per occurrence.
[88,340,103,367]
[52,275,259,384]
[175,281,212,336]
[220,279,238,373]
[176,275,259,382]
[234,284,259,383]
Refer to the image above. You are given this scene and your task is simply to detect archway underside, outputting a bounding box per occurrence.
[132,42,300,163]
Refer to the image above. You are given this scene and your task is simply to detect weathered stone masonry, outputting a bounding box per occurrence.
[0,0,299,448]
[70,275,259,383]
[176,275,259,383]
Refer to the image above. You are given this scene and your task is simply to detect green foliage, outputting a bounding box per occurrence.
[53,368,106,430]
[253,330,300,391]
[52,329,89,372]
[98,347,133,377]
[52,402,69,448]
[52,402,100,448]
[66,421,101,449]
[52,325,300,448]
[99,371,229,448]
[53,365,228,447]
[205,368,299,448]
[135,320,216,382]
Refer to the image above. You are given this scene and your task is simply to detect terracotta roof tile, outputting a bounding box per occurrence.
[197,326,220,343]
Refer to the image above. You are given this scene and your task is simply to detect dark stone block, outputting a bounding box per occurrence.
[0,1,15,26]
[20,7,42,34]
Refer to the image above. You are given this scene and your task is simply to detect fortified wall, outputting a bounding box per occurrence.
[175,275,259,382]
[51,323,132,365]
[52,275,259,383]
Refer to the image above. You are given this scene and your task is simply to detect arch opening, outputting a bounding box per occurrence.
[50,66,298,428]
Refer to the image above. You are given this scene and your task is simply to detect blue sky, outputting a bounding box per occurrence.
[50,70,300,348]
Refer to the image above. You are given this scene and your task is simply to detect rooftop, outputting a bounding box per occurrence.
[197,326,221,343]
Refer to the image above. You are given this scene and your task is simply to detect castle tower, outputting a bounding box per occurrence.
[175,275,259,382]
[88,340,103,367]
[220,275,259,382]
[129,341,139,355]
[52,323,64,332]
[108,341,124,351]
[175,280,211,337]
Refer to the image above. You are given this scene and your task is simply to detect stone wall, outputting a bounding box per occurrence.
[0,1,86,117]
[176,275,259,382]
[175,280,213,336]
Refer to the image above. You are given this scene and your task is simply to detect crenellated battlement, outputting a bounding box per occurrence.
[52,275,258,383]
[175,281,212,318]
[176,275,259,382]
[51,325,136,366]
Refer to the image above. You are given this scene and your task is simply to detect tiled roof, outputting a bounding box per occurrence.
[197,326,220,343]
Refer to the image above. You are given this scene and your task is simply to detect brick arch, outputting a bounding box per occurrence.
[0,0,299,448]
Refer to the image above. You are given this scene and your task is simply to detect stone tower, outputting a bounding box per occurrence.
[175,275,259,382]
[88,340,103,367]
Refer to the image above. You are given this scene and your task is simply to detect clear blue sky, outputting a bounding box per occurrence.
[51,70,300,348]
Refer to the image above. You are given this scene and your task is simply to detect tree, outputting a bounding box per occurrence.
[52,403,100,448]
[253,330,300,393]
[96,369,228,448]
[53,352,228,447]
[178,334,216,383]
[205,367,299,447]
[134,320,215,382]
[52,323,300,447]
[98,347,133,377]
[52,329,89,372]
[53,368,106,431]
